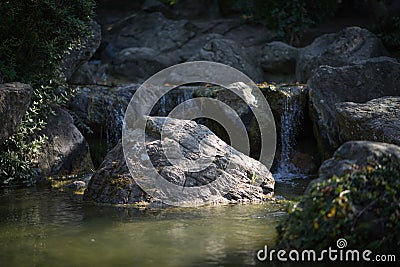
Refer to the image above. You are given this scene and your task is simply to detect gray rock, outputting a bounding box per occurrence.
[0,83,32,144]
[62,21,101,81]
[308,58,400,157]
[64,180,87,190]
[189,38,263,82]
[38,108,94,177]
[307,141,400,192]
[109,12,196,56]
[297,27,388,82]
[336,96,400,146]
[174,33,223,62]
[110,47,174,82]
[69,61,114,86]
[261,41,299,82]
[84,116,274,205]
[69,62,97,85]
[320,141,400,179]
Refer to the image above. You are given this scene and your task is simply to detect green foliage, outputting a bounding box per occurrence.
[0,0,95,185]
[234,0,337,45]
[277,156,400,253]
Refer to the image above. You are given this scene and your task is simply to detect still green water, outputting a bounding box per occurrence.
[0,180,309,267]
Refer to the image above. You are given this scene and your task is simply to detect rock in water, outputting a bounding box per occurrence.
[0,83,32,144]
[38,108,94,177]
[84,116,274,206]
[308,58,400,157]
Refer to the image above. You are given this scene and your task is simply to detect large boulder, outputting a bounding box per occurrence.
[308,58,400,157]
[336,96,400,146]
[98,9,275,83]
[62,21,101,81]
[0,83,32,144]
[38,108,94,177]
[110,47,173,82]
[189,38,263,82]
[105,12,196,60]
[84,116,274,206]
[296,27,388,82]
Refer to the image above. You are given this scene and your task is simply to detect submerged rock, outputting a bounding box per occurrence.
[308,58,400,157]
[38,108,94,177]
[84,116,274,206]
[0,83,32,144]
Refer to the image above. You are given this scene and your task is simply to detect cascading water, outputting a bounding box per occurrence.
[177,88,194,113]
[160,95,167,116]
[274,90,304,181]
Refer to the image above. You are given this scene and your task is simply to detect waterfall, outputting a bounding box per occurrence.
[177,88,194,112]
[274,91,304,181]
[160,95,167,116]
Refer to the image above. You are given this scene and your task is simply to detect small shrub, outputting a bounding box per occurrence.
[277,156,400,254]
